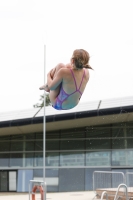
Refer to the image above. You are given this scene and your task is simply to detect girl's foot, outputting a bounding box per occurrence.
[39,84,50,92]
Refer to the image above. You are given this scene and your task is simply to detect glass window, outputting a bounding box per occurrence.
[111,138,125,149]
[86,126,111,138]
[25,141,35,151]
[86,151,111,166]
[60,152,85,166]
[35,141,43,151]
[127,122,133,126]
[46,140,59,151]
[86,139,110,150]
[127,129,133,137]
[25,133,35,140]
[35,132,43,139]
[112,124,125,137]
[127,150,133,166]
[60,139,85,150]
[11,135,24,140]
[10,142,23,151]
[127,138,133,148]
[25,153,34,167]
[0,142,10,152]
[10,153,23,167]
[127,123,133,137]
[0,171,8,191]
[46,152,59,166]
[0,153,10,167]
[34,152,43,167]
[0,136,11,140]
[112,150,127,166]
[61,129,85,139]
[46,132,59,139]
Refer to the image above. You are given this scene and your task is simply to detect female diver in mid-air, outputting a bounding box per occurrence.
[39,49,93,110]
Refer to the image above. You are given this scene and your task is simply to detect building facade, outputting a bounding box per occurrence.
[0,97,133,193]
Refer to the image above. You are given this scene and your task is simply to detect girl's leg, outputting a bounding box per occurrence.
[48,63,66,105]
[39,63,65,92]
[39,68,56,92]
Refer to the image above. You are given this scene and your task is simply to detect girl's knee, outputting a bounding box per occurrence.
[50,63,66,79]
[56,63,65,70]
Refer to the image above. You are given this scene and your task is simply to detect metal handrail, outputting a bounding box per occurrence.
[100,191,108,200]
[126,172,133,186]
[93,171,125,192]
[114,183,128,200]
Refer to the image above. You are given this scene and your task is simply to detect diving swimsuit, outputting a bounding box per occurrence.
[53,69,85,110]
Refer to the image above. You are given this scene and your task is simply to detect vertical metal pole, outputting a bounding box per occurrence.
[29,181,30,200]
[43,44,46,200]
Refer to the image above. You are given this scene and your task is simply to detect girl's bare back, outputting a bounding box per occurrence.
[40,49,93,110]
[60,67,89,109]
[48,65,89,110]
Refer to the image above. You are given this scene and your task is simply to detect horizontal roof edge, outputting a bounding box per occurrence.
[0,105,133,128]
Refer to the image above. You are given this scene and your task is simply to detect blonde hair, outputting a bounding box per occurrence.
[72,49,93,70]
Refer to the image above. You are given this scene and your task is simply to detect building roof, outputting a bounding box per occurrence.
[0,95,133,121]
[0,96,133,135]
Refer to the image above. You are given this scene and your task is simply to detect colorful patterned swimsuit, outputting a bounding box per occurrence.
[53,69,85,110]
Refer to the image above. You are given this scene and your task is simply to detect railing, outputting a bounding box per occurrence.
[93,171,125,193]
[114,183,128,200]
[92,171,133,200]
[100,191,108,200]
[126,172,133,193]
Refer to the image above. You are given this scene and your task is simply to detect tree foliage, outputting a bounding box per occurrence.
[33,93,51,108]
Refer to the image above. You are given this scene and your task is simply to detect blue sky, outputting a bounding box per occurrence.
[0,0,133,112]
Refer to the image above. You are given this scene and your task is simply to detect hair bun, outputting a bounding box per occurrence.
[74,59,83,69]
[72,49,93,70]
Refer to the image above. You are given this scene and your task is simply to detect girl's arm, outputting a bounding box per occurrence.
[47,68,64,90]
